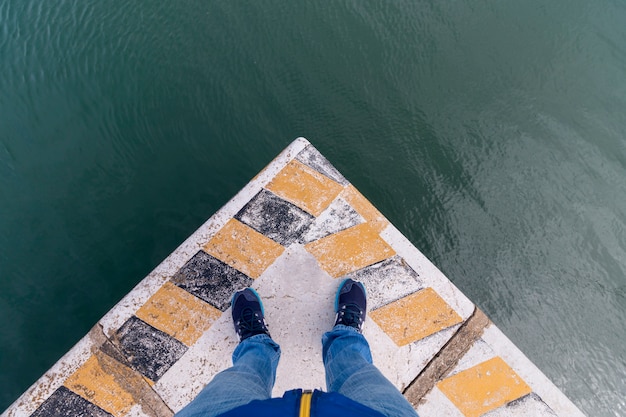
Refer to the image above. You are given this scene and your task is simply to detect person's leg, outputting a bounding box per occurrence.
[176,288,278,417]
[175,334,280,417]
[324,279,418,417]
[322,326,418,417]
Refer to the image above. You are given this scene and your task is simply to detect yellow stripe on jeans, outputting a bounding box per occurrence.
[299,390,312,417]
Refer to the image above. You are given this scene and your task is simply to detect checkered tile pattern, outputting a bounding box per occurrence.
[7,140,582,417]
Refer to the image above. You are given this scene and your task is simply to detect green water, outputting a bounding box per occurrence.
[1,0,625,414]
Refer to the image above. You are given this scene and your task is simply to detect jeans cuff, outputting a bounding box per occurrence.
[332,324,361,334]
[244,333,275,343]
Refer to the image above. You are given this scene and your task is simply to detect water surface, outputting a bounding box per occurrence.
[1,1,625,415]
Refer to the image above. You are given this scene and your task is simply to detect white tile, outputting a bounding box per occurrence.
[416,386,465,417]
[302,197,364,243]
[448,338,496,376]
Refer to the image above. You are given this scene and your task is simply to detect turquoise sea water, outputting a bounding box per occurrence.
[1,0,625,414]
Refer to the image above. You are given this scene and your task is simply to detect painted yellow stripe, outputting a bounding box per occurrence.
[64,353,138,417]
[299,391,312,417]
[305,222,395,278]
[204,218,285,279]
[266,159,343,216]
[136,281,222,346]
[370,288,463,346]
[341,185,389,233]
[437,356,532,417]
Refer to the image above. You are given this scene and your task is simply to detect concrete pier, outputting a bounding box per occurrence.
[2,138,585,417]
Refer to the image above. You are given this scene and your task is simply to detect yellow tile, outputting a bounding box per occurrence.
[64,354,137,417]
[204,218,285,278]
[437,356,532,417]
[341,185,389,233]
[370,288,462,346]
[304,223,395,277]
[136,281,222,346]
[266,160,343,216]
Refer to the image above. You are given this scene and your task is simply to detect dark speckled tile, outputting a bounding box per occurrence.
[31,386,113,417]
[171,250,254,311]
[488,393,558,416]
[343,255,424,310]
[235,189,315,246]
[296,145,349,185]
[111,316,187,382]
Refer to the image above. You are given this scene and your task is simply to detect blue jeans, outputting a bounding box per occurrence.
[175,325,418,417]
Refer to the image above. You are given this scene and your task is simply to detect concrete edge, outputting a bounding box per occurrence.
[482,325,586,417]
[403,308,491,406]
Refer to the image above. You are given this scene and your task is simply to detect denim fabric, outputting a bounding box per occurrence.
[175,326,418,417]
[174,334,280,417]
[322,325,418,417]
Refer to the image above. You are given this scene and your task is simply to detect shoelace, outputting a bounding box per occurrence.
[236,307,266,336]
[337,303,363,328]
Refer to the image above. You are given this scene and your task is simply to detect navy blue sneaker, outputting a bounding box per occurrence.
[334,278,367,332]
[231,288,270,341]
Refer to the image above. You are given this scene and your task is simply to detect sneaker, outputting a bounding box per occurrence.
[231,288,270,341]
[334,278,367,332]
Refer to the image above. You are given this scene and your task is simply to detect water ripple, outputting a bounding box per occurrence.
[1,1,626,415]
